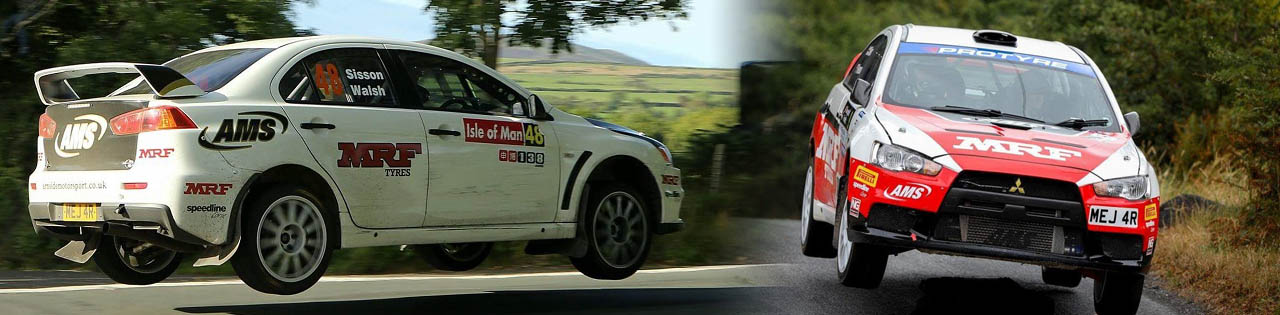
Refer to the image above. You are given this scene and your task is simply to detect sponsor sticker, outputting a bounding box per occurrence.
[897,42,1097,78]
[1143,203,1157,221]
[498,149,545,167]
[853,165,878,188]
[53,114,108,158]
[1088,206,1139,228]
[138,148,174,159]
[951,136,1083,161]
[184,183,233,195]
[662,175,680,186]
[1146,236,1156,255]
[885,183,931,201]
[337,142,421,176]
[40,181,106,191]
[463,118,544,147]
[852,181,870,192]
[187,203,228,219]
[849,197,862,217]
[198,111,289,150]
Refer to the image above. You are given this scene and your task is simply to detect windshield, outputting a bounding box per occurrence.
[883,43,1119,132]
[117,48,272,95]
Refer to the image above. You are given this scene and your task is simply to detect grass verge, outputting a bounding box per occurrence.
[1149,157,1279,314]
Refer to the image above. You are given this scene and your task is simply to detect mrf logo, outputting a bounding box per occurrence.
[463,118,544,147]
[198,111,289,150]
[952,136,1082,161]
[53,114,108,158]
[885,183,931,201]
[184,183,232,195]
[138,148,174,158]
[337,142,422,176]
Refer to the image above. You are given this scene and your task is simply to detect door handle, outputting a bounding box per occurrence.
[300,122,336,130]
[429,128,461,136]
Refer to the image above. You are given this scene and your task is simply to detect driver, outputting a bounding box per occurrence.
[908,65,965,105]
[1019,71,1056,119]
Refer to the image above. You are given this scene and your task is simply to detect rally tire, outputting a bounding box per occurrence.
[414,242,492,272]
[1093,271,1145,315]
[93,236,183,285]
[231,186,336,295]
[801,163,836,258]
[1042,267,1082,288]
[835,198,887,289]
[570,183,652,280]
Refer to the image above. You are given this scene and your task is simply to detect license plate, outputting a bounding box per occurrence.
[1088,206,1138,228]
[61,203,100,222]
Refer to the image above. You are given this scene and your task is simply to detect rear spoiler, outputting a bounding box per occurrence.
[33,62,206,105]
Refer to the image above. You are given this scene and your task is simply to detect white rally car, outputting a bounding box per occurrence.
[29,35,684,295]
[801,25,1159,315]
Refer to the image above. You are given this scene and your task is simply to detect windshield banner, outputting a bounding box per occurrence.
[896,42,1096,78]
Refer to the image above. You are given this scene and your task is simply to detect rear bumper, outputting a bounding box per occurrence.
[30,202,211,251]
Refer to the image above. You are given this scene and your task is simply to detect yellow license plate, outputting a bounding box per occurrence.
[62,203,99,222]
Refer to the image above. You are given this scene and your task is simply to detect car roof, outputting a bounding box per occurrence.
[902,25,1086,63]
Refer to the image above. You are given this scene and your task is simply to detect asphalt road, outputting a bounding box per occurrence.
[0,218,1204,315]
[728,218,1204,315]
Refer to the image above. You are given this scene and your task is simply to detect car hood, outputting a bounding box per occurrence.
[878,104,1133,173]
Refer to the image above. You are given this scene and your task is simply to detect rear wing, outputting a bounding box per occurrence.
[33,62,206,105]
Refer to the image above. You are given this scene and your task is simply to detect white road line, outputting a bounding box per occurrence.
[0,264,775,294]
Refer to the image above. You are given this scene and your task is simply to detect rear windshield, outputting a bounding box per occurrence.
[118,48,272,94]
[883,43,1119,132]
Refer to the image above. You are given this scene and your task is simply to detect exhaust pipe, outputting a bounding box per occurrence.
[102,222,205,253]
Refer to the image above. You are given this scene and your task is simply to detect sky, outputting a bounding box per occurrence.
[290,0,782,68]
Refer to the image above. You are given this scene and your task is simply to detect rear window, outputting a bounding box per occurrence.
[118,48,273,94]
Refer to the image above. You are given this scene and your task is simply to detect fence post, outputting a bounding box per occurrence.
[710,143,726,193]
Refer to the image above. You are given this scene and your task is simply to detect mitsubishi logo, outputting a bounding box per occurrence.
[1009,178,1026,194]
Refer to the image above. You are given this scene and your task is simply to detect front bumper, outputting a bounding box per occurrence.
[30,202,211,251]
[851,225,1150,273]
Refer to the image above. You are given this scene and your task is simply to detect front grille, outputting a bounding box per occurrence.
[963,215,1057,254]
[952,171,1081,202]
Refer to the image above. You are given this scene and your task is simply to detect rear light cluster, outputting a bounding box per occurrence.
[38,113,56,138]
[39,106,197,138]
[109,106,196,135]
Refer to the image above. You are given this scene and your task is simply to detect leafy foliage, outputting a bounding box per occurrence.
[425,0,688,68]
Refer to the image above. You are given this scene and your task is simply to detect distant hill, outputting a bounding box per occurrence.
[416,39,650,66]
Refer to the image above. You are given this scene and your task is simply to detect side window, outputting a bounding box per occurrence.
[844,35,889,88]
[279,48,397,107]
[395,51,525,116]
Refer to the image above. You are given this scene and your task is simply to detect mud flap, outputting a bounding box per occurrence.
[191,236,239,267]
[54,233,100,263]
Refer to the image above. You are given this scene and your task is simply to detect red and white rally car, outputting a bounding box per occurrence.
[801,25,1159,315]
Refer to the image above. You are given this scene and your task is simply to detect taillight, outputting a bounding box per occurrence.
[122,182,148,190]
[110,106,197,135]
[38,113,56,138]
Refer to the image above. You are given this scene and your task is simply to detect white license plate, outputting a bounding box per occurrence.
[1088,206,1139,228]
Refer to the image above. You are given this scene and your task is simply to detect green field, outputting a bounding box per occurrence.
[500,61,738,107]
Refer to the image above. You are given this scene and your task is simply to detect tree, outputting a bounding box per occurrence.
[424,0,688,69]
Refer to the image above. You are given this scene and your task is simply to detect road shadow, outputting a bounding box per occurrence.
[175,287,786,315]
[911,277,1064,315]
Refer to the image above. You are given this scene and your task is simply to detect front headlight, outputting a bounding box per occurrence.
[1092,176,1149,201]
[872,142,941,176]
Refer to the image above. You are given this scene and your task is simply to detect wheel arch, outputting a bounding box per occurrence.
[232,164,342,246]
[582,154,662,229]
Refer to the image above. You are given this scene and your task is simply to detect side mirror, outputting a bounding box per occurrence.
[1124,111,1140,135]
[852,78,872,106]
[529,94,554,121]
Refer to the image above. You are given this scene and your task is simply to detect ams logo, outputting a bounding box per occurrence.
[198,111,289,150]
[337,142,422,176]
[885,183,931,201]
[53,114,108,158]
